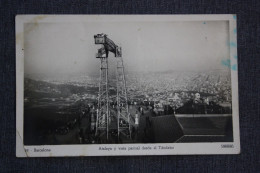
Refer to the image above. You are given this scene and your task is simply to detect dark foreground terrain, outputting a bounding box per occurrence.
[24,104,233,145]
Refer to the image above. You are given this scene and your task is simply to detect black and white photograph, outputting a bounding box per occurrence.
[16,15,240,156]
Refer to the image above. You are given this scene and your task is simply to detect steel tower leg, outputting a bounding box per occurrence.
[116,56,132,140]
[95,57,109,140]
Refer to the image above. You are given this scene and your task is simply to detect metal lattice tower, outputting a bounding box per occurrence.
[94,34,132,141]
[116,55,132,139]
[95,57,109,139]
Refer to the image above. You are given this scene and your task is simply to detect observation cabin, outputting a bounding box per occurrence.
[94,33,122,58]
[94,33,107,44]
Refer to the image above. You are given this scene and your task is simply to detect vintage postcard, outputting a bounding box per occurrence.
[16,15,240,157]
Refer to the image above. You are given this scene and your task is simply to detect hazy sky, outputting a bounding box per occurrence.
[24,21,229,75]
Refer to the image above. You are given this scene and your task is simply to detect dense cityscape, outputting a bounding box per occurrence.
[25,70,232,109]
[24,70,232,145]
[127,70,231,109]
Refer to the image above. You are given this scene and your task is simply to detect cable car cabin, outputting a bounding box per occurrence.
[94,34,106,44]
[96,47,107,58]
[94,34,122,58]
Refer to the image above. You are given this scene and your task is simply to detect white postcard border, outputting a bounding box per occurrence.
[16,15,240,157]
